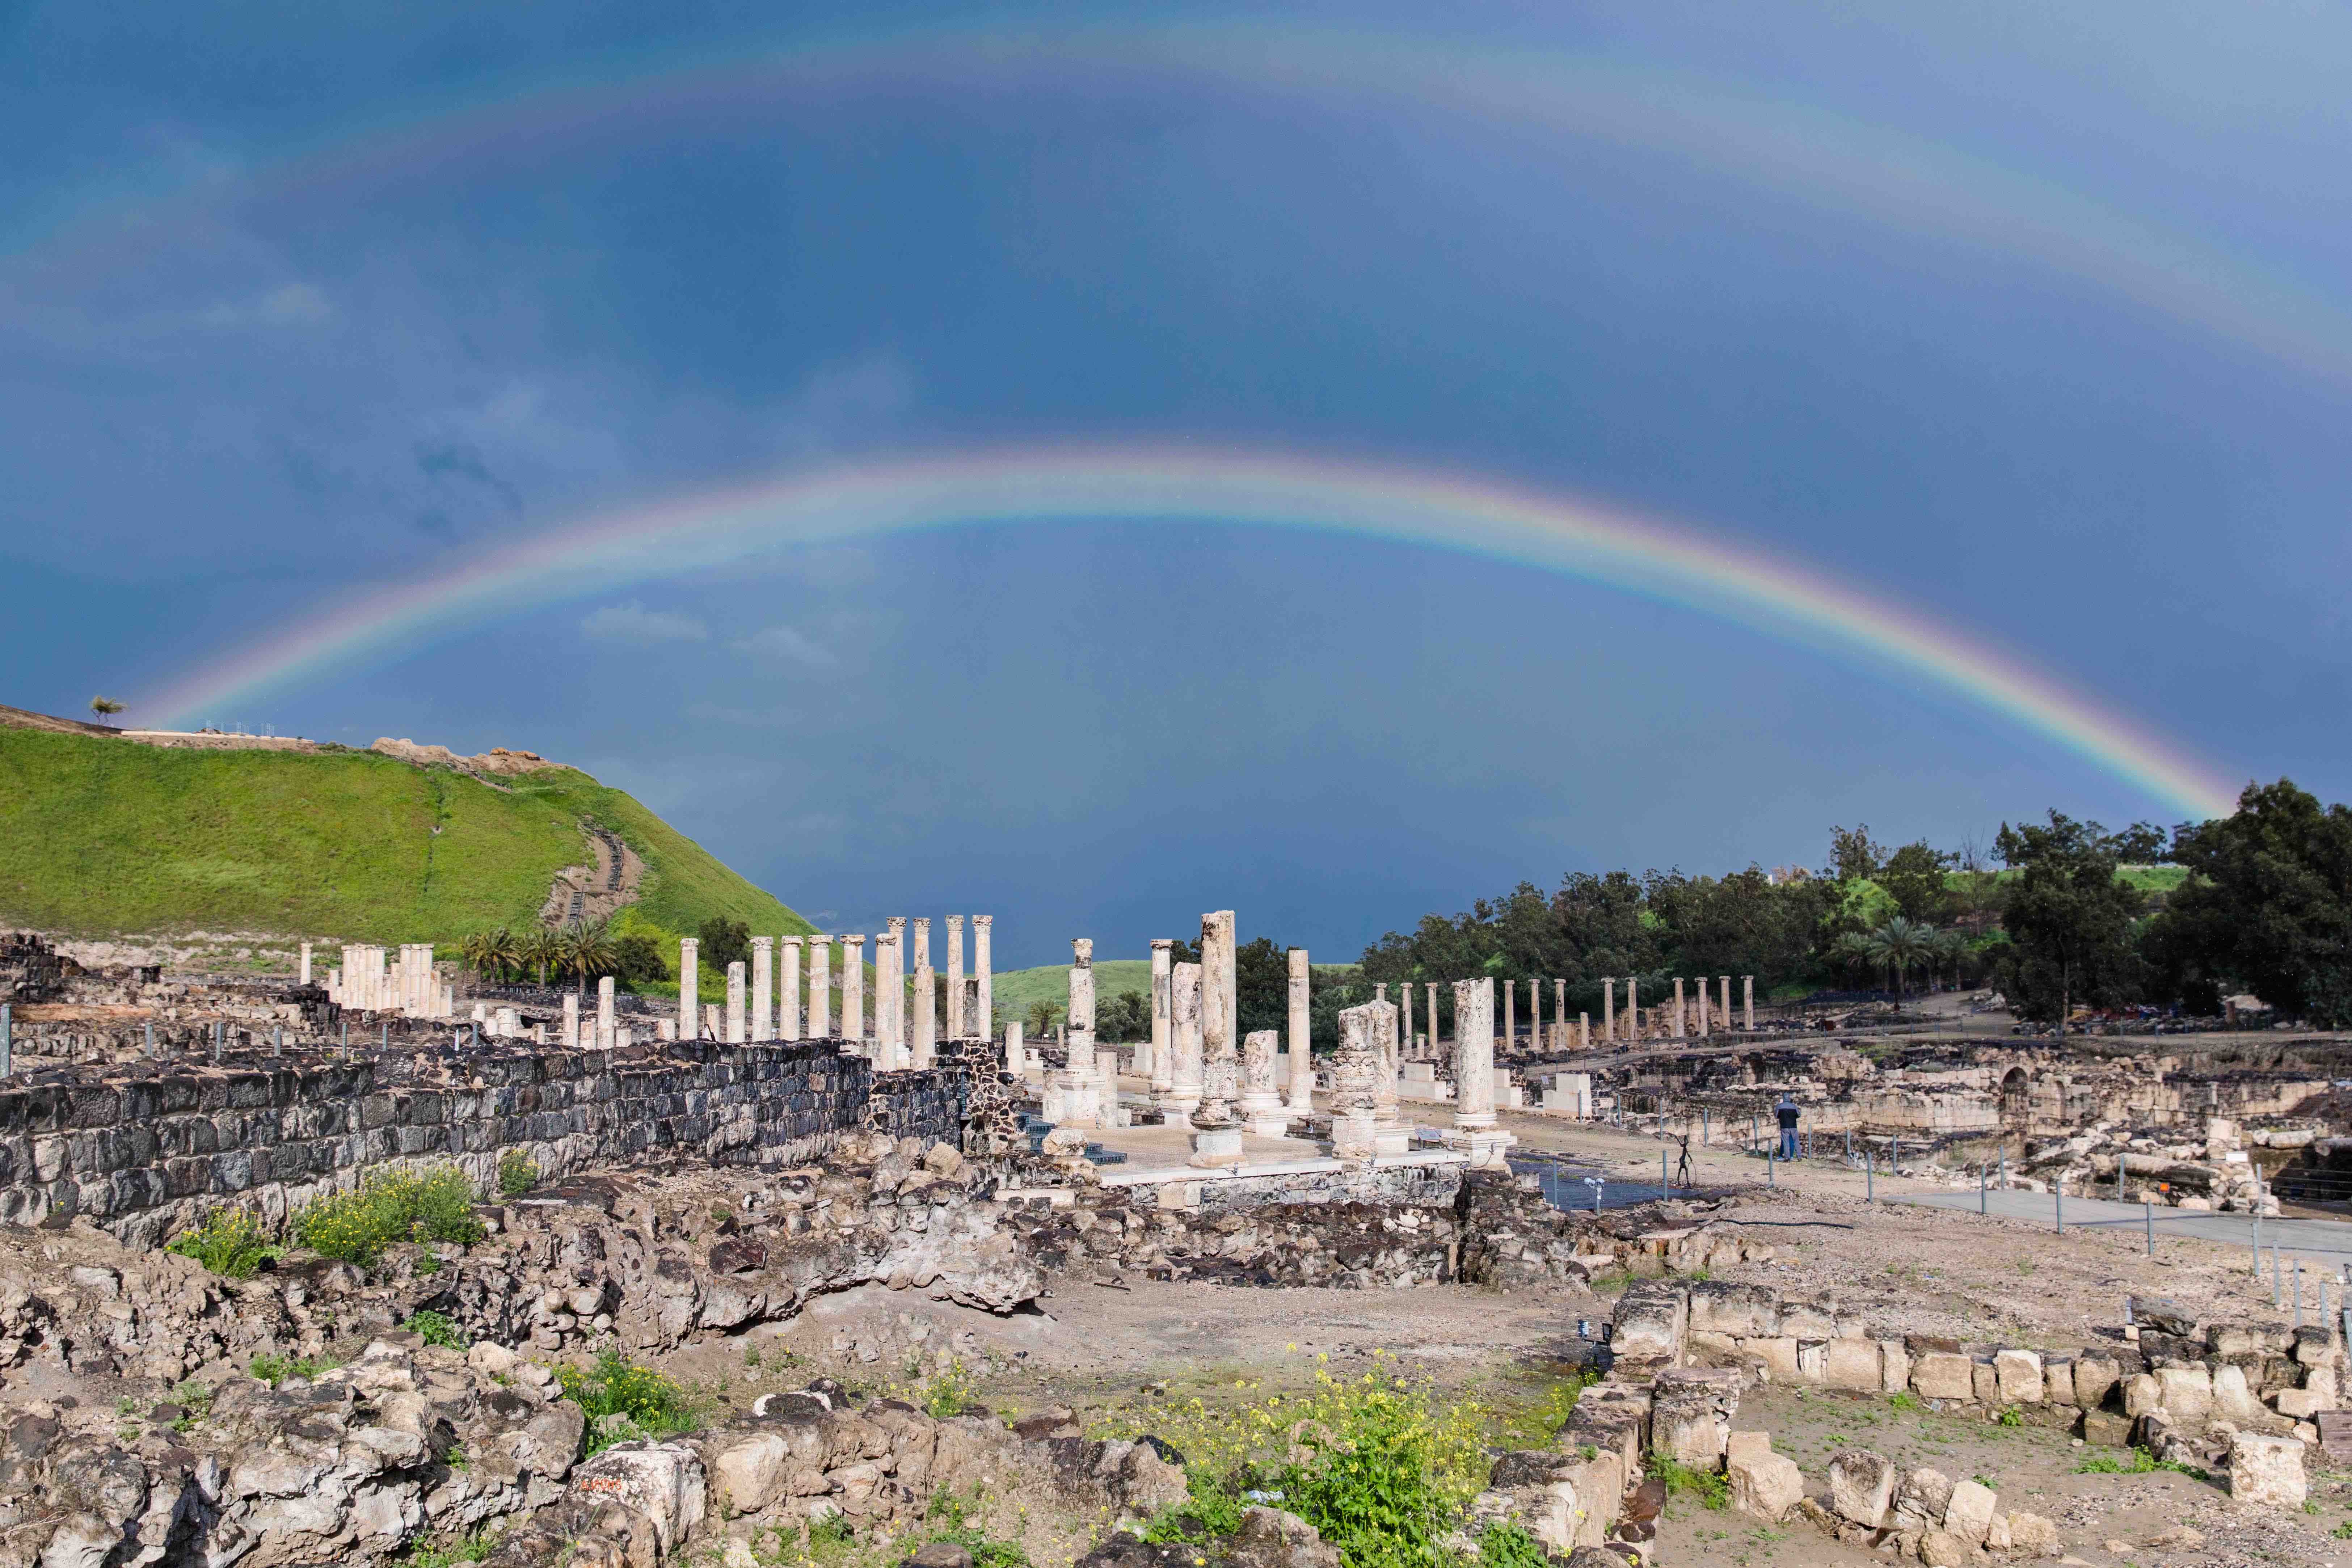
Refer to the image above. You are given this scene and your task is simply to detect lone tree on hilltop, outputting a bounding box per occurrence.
[88,696,123,720]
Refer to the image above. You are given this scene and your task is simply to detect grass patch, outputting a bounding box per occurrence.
[1645,1451,1729,1512]
[1886,1391,1923,1414]
[921,1487,1030,1568]
[294,1165,485,1266]
[556,1352,702,1454]
[165,1207,281,1279]
[1488,1370,1595,1449]
[1475,1522,1548,1568]
[407,1310,467,1350]
[399,1529,497,1568]
[250,1352,337,1387]
[918,1358,976,1420]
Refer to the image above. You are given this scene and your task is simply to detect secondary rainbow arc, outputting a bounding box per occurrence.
[138,444,2241,819]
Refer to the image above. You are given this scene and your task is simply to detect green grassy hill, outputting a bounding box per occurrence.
[0,724,809,958]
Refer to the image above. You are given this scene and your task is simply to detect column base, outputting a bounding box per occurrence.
[1237,1093,1288,1138]
[1044,1072,1101,1131]
[1329,1110,1378,1162]
[1372,1128,1413,1156]
[1189,1126,1245,1167]
[1158,1088,1202,1114]
[1441,1127,1517,1168]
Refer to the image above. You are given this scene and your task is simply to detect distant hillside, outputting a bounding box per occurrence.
[0,720,809,960]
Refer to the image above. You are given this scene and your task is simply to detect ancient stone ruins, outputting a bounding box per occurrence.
[5,913,2352,1568]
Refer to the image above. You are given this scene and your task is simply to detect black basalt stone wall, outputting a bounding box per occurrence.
[0,1036,967,1245]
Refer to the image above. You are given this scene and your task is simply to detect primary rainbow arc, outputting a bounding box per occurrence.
[140,444,2241,819]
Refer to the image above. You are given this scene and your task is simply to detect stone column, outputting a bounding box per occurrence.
[779,937,804,1041]
[973,916,994,1042]
[1603,978,1615,1042]
[300,941,312,986]
[1673,978,1686,1039]
[1627,978,1639,1040]
[884,918,907,1067]
[1188,959,1242,1167]
[1240,1029,1287,1136]
[1695,978,1709,1037]
[1451,978,1496,1130]
[1580,1012,1590,1049]
[1201,911,1236,1086]
[1049,938,1100,1129]
[842,936,865,1048]
[1372,995,1406,1153]
[678,938,699,1042]
[808,937,832,1038]
[750,937,774,1041]
[1554,978,1568,1050]
[563,990,580,1050]
[1329,1004,1381,1160]
[1744,975,1754,1031]
[1425,982,1440,1063]
[598,974,616,1049]
[874,930,901,1068]
[1166,960,1205,1112]
[1004,1020,1025,1076]
[1720,975,1732,1030]
[1285,947,1313,1113]
[1503,979,1517,1056]
[962,977,979,1037]
[946,916,965,1040]
[913,960,937,1069]
[726,961,747,1044]
[1148,939,1174,1093]
[1526,978,1540,1055]
[704,1003,722,1041]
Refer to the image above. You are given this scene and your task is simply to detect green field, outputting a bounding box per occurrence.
[986,958,1363,1024]
[0,725,808,953]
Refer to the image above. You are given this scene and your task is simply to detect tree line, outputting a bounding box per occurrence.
[1354,777,2352,1033]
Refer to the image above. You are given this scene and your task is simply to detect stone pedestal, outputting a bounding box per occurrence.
[678,938,700,1042]
[726,961,747,1044]
[1239,1029,1289,1136]
[1189,1125,1244,1166]
[1329,1001,1382,1162]
[299,941,312,986]
[1004,1021,1025,1076]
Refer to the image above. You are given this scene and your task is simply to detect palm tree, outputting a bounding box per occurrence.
[1929,927,1970,990]
[517,927,563,987]
[1830,931,1876,988]
[460,927,519,985]
[1865,916,1935,999]
[562,920,620,991]
[1024,998,1064,1037]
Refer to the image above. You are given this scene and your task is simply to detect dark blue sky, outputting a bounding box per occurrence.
[5,1,2349,967]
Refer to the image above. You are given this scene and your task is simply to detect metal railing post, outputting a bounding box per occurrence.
[1866,1149,1875,1202]
[1980,1163,1988,1215]
[2055,1185,2063,1234]
[2145,1200,2153,1257]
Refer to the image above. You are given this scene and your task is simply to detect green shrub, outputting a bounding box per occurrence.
[556,1352,700,1454]
[1142,1469,1246,1546]
[922,1487,1030,1568]
[1476,1522,1548,1568]
[166,1208,279,1280]
[920,1359,975,1419]
[249,1352,327,1388]
[1269,1368,1489,1568]
[808,1514,854,1548]
[497,1152,540,1198]
[293,1166,485,1266]
[407,1310,467,1350]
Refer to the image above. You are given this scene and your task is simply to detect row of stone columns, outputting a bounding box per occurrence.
[326,943,453,1018]
[660,918,994,1050]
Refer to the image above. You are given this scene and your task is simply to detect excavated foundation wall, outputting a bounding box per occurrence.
[0,1040,970,1245]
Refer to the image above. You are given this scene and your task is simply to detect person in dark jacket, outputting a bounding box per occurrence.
[1775,1096,1800,1160]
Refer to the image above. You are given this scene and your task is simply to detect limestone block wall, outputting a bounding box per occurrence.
[0,1038,970,1245]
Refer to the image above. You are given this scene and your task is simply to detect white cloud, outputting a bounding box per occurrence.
[199,282,333,328]
[580,603,708,644]
[732,623,838,668]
